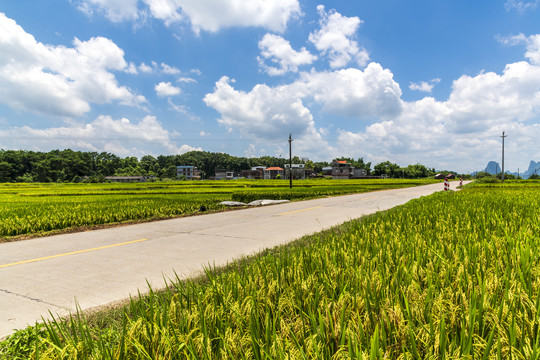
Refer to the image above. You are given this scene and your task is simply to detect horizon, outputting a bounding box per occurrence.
[1,1,539,174]
[3,147,538,175]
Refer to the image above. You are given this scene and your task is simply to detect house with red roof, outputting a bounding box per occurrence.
[331,160,368,179]
[264,167,285,179]
[331,160,352,179]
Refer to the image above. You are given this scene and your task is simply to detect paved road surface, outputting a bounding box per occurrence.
[0,181,466,339]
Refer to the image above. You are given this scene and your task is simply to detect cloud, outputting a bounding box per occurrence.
[161,62,181,74]
[203,64,405,159]
[257,33,317,76]
[298,64,403,119]
[177,77,197,83]
[308,5,369,68]
[142,0,183,25]
[78,0,301,33]
[525,34,540,65]
[0,13,145,118]
[203,75,336,159]
[155,81,181,96]
[334,45,540,172]
[0,115,200,156]
[498,33,540,65]
[409,78,441,93]
[138,62,153,73]
[205,30,540,172]
[505,0,539,12]
[445,61,540,132]
[172,0,302,33]
[77,0,140,22]
[205,64,402,133]
[497,33,528,46]
[204,76,316,139]
[203,63,402,154]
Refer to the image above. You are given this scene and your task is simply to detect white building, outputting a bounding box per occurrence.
[284,164,306,180]
[177,166,201,180]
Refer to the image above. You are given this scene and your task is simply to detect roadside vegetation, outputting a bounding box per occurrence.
[0,179,438,241]
[2,180,539,359]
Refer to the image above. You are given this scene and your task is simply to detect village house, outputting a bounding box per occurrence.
[176,165,201,180]
[263,167,285,180]
[331,160,353,179]
[284,164,306,180]
[322,166,332,176]
[354,168,368,178]
[214,170,237,180]
[242,166,265,179]
[330,160,368,179]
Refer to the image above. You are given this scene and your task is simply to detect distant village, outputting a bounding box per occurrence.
[0,149,449,183]
[109,160,377,183]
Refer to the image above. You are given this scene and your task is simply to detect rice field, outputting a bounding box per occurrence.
[2,181,539,359]
[0,179,437,240]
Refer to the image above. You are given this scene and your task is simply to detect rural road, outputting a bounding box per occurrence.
[0,181,465,339]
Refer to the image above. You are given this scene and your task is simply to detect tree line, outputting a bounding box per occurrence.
[0,149,440,183]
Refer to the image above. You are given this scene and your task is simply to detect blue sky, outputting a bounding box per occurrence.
[1,0,539,173]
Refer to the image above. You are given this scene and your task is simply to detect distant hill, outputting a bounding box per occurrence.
[473,160,540,178]
[523,160,540,178]
[483,161,500,175]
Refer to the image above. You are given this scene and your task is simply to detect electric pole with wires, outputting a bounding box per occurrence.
[289,133,293,189]
[501,131,507,182]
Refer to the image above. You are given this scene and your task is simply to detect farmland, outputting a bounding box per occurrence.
[1,180,539,359]
[0,179,437,240]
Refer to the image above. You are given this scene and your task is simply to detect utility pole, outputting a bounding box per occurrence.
[501,131,507,182]
[289,133,293,189]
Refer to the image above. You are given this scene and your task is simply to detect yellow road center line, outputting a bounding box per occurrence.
[279,206,323,216]
[362,195,378,200]
[0,238,148,269]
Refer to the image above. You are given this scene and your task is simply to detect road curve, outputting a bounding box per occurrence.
[0,181,465,339]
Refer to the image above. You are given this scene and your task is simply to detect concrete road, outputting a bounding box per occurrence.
[0,181,465,339]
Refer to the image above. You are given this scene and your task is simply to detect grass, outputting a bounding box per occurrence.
[2,180,540,358]
[0,179,438,241]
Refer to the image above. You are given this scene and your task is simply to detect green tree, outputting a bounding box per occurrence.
[140,155,158,175]
[0,161,13,182]
[373,161,400,177]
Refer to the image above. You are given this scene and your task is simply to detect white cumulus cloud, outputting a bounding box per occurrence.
[498,33,540,65]
[161,62,181,74]
[173,0,301,33]
[205,30,540,172]
[525,34,540,65]
[308,5,369,68]
[77,0,140,22]
[78,0,301,33]
[155,81,181,96]
[0,115,200,156]
[203,76,315,139]
[0,12,145,118]
[258,33,317,76]
[142,0,183,25]
[409,78,441,93]
[203,63,405,159]
[334,42,540,172]
[298,64,403,119]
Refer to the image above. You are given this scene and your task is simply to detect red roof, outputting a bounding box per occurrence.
[265,167,284,171]
[336,160,347,164]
